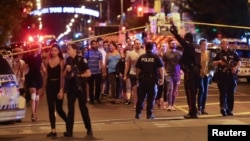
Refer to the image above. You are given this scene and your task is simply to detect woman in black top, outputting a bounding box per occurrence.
[42,44,67,137]
[24,44,45,122]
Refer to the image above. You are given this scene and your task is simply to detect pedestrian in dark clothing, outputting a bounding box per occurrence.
[170,21,201,119]
[212,39,241,116]
[42,44,67,137]
[63,43,93,137]
[135,42,164,119]
[23,44,46,122]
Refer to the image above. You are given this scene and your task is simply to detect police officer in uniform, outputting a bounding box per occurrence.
[63,43,93,137]
[212,39,241,116]
[135,42,164,119]
[170,21,201,119]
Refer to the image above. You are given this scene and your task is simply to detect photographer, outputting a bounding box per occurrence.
[63,43,93,137]
[212,39,241,116]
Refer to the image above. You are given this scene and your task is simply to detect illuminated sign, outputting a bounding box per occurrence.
[30,7,99,17]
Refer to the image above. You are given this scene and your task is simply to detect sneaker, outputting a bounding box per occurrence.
[87,129,93,136]
[167,106,172,111]
[63,132,73,137]
[147,115,155,119]
[135,114,141,119]
[125,100,131,105]
[201,111,208,115]
[47,132,57,137]
[183,114,198,119]
[171,106,176,111]
[102,93,108,97]
[220,109,227,116]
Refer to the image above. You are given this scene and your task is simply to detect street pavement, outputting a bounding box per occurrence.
[0,82,250,141]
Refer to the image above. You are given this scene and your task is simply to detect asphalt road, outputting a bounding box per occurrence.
[0,81,250,141]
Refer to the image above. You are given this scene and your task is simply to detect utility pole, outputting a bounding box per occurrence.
[120,0,123,25]
[107,0,110,24]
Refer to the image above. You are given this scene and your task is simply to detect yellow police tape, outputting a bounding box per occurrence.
[2,21,248,57]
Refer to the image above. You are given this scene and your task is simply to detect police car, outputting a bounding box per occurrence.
[207,44,250,83]
[0,53,26,122]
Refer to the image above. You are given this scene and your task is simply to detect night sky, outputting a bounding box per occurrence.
[39,0,131,36]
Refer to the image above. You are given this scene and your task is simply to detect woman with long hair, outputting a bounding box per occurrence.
[42,44,67,137]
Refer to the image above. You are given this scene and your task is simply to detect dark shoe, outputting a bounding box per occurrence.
[220,109,227,116]
[197,110,201,115]
[147,115,155,119]
[47,132,57,137]
[184,114,198,119]
[227,112,234,116]
[125,100,131,105]
[201,111,208,115]
[63,132,73,137]
[102,93,108,96]
[97,100,103,104]
[226,110,234,116]
[135,114,141,119]
[87,130,93,136]
[111,100,119,104]
[89,101,95,105]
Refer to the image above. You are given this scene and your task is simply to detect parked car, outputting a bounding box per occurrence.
[0,53,26,122]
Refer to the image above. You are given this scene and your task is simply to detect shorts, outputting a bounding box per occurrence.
[25,76,43,89]
[129,74,137,87]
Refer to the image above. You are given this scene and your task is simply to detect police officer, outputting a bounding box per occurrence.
[135,42,164,119]
[63,43,93,137]
[170,21,201,119]
[212,39,241,116]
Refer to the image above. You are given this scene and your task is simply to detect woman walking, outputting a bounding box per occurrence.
[42,44,67,137]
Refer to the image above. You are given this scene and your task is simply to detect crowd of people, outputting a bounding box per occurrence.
[7,22,241,138]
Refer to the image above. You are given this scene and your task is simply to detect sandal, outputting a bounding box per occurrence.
[31,114,39,122]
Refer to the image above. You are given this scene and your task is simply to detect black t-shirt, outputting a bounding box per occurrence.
[24,54,42,78]
[136,52,163,77]
[65,55,89,77]
[65,55,89,90]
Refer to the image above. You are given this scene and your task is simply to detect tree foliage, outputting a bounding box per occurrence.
[0,0,24,46]
[183,0,249,39]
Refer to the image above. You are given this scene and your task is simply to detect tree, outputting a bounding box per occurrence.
[182,0,249,39]
[0,0,28,46]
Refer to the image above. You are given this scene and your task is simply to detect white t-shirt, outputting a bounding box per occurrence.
[98,47,106,66]
[10,59,25,88]
[126,49,145,75]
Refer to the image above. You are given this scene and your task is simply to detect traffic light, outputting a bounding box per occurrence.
[212,28,217,32]
[137,6,144,17]
[22,7,28,17]
[88,27,94,36]
[88,27,92,32]
[195,27,200,33]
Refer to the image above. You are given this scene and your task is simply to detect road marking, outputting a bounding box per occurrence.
[153,122,171,128]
